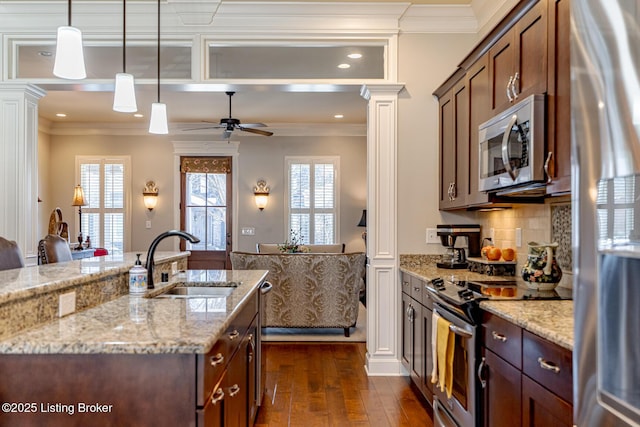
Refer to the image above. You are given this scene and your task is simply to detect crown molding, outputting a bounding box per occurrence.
[400,5,477,33]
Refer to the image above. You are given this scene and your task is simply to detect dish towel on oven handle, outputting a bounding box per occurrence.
[431,311,455,399]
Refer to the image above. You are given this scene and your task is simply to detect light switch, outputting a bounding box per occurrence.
[59,291,76,317]
[241,227,255,236]
[516,228,522,247]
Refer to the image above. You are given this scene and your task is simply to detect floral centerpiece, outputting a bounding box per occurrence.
[278,230,309,253]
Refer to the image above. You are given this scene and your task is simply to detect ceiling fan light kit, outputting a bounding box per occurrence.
[53,0,86,80]
[113,0,137,113]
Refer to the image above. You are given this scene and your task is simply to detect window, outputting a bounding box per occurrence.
[286,157,339,244]
[76,156,131,254]
[596,175,639,246]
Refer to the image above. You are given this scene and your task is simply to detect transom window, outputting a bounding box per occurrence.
[76,156,131,254]
[286,156,339,244]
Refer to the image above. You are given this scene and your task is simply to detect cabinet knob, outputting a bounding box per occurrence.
[211,388,225,405]
[228,384,241,397]
[491,331,507,342]
[210,352,225,366]
[228,329,240,340]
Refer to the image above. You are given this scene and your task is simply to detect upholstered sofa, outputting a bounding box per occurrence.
[256,243,345,254]
[230,251,365,336]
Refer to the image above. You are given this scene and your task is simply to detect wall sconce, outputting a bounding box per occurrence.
[357,209,367,241]
[143,181,159,211]
[254,180,270,211]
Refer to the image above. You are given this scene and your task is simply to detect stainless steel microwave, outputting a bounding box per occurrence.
[478,94,546,192]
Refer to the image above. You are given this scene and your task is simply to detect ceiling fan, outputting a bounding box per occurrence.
[184,91,273,138]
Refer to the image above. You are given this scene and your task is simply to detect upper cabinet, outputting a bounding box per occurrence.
[434,0,570,210]
[489,1,548,114]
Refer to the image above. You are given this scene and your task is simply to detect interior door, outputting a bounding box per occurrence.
[180,156,232,269]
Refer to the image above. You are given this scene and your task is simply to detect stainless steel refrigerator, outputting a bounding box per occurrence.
[573,1,640,425]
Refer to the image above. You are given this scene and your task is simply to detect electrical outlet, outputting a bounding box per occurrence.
[145,220,151,229]
[515,228,522,247]
[59,291,76,317]
[490,228,495,242]
[426,228,440,244]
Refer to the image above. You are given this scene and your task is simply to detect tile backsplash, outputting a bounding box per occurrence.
[476,199,573,288]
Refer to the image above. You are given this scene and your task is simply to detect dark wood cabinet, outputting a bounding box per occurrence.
[480,312,573,427]
[481,348,522,427]
[400,273,432,403]
[438,75,470,210]
[545,0,571,195]
[489,0,548,113]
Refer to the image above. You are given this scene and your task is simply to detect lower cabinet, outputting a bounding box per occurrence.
[480,312,573,427]
[400,273,433,403]
[0,290,261,427]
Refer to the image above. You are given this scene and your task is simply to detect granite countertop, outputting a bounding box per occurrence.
[0,269,268,355]
[0,252,188,305]
[399,258,574,350]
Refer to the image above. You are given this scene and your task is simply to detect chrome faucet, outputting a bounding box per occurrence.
[145,230,200,289]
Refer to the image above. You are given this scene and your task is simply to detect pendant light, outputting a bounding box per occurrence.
[113,0,137,113]
[53,0,87,80]
[149,0,168,134]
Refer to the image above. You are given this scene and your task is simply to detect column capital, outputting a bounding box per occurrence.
[360,83,405,100]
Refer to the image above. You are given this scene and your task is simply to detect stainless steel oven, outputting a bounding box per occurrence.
[431,301,478,427]
[478,94,546,192]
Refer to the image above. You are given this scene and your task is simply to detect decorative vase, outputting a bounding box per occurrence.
[521,241,562,290]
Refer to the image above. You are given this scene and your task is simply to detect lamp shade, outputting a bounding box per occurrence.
[357,209,366,227]
[149,102,168,134]
[53,26,87,80]
[113,73,138,113]
[71,185,87,206]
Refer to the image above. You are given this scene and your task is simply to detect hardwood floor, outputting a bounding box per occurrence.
[255,342,433,426]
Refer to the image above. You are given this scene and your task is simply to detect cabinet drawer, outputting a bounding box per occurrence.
[401,273,412,295]
[482,312,522,369]
[522,330,573,403]
[410,276,423,302]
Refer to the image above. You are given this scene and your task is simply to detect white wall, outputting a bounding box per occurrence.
[397,32,480,255]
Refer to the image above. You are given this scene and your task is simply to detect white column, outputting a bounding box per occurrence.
[0,84,46,265]
[361,83,404,376]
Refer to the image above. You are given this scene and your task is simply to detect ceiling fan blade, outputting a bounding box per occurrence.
[239,126,273,136]
[182,125,224,131]
[239,123,268,128]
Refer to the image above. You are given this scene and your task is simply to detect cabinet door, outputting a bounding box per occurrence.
[401,292,413,369]
[522,375,573,427]
[513,0,548,101]
[489,29,516,113]
[465,54,490,207]
[481,348,522,427]
[439,89,457,209]
[453,80,470,207]
[247,317,259,426]
[224,345,249,427]
[410,301,423,384]
[546,0,571,195]
[420,303,434,400]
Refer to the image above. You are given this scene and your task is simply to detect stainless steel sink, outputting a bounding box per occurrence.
[155,286,236,298]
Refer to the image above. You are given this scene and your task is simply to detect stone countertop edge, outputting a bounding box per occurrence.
[0,269,268,355]
[399,264,574,351]
[0,252,189,305]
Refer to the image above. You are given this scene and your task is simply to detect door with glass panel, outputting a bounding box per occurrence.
[180,156,232,269]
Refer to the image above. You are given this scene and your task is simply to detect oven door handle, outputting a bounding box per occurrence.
[449,324,473,339]
[501,113,518,181]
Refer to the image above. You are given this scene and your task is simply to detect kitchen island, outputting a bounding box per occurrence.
[0,255,268,426]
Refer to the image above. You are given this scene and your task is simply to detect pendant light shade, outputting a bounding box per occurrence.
[113,73,137,112]
[149,102,168,134]
[53,25,86,80]
[113,0,137,113]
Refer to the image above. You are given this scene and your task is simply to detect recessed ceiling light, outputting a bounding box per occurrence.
[347,53,362,59]
[56,113,67,118]
[337,63,351,69]
[334,114,344,119]
[134,113,144,118]
[38,51,53,57]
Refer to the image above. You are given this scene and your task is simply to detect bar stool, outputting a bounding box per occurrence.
[38,234,73,264]
[0,237,25,271]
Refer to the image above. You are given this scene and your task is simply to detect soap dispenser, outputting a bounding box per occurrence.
[129,254,147,294]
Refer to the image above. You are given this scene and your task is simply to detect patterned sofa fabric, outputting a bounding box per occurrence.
[255,243,345,254]
[230,251,365,336]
